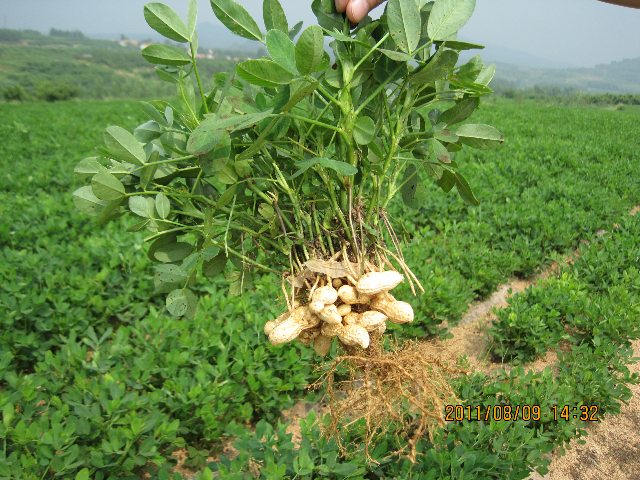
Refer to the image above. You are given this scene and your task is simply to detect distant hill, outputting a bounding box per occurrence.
[490,58,640,94]
[0,29,246,101]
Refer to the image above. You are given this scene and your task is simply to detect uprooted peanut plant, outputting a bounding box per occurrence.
[72,0,501,455]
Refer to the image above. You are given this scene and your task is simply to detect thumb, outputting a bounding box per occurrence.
[335,0,387,24]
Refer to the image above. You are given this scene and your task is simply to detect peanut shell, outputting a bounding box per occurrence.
[321,322,344,338]
[336,303,351,316]
[318,304,342,325]
[264,320,276,336]
[313,335,332,357]
[308,300,325,314]
[356,271,404,296]
[372,295,413,324]
[269,314,309,346]
[312,285,338,305]
[332,278,343,289]
[339,324,370,348]
[343,312,360,325]
[359,310,387,331]
[337,285,372,305]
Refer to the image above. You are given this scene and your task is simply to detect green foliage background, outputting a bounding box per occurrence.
[1,97,639,479]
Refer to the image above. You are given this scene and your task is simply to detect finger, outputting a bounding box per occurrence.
[346,0,386,23]
[335,0,349,13]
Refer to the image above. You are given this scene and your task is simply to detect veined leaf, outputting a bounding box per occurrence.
[427,0,476,41]
[263,0,288,33]
[377,48,415,62]
[353,117,375,145]
[455,123,504,149]
[210,0,263,42]
[144,3,190,43]
[387,0,422,53]
[166,288,199,318]
[72,186,109,217]
[295,25,325,76]
[104,126,146,166]
[266,29,298,74]
[281,80,319,112]
[187,0,198,38]
[91,171,125,201]
[455,172,479,205]
[475,63,496,86]
[435,40,484,50]
[311,0,342,32]
[288,21,304,40]
[410,49,458,84]
[236,59,294,88]
[142,44,192,66]
[318,158,357,176]
[129,196,156,219]
[438,97,479,126]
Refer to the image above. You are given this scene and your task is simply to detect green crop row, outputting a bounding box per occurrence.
[489,213,640,366]
[1,100,639,479]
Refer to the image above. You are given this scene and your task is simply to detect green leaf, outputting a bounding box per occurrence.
[373,54,407,83]
[200,130,231,174]
[96,198,122,226]
[438,97,478,126]
[311,0,342,32]
[263,0,288,33]
[377,48,415,62]
[435,40,484,50]
[140,156,159,190]
[431,138,451,163]
[155,65,181,84]
[134,121,163,143]
[142,44,193,66]
[258,203,275,219]
[401,163,427,209]
[188,0,198,38]
[187,114,244,155]
[91,171,125,201]
[236,59,293,88]
[290,158,317,179]
[216,162,239,184]
[167,288,199,318]
[266,29,298,74]
[437,168,456,192]
[104,126,146,166]
[226,270,253,296]
[318,157,358,176]
[210,0,263,42]
[155,242,194,262]
[410,49,458,84]
[475,63,496,85]
[139,101,168,126]
[144,3,190,42]
[72,186,109,217]
[235,159,252,177]
[354,117,375,145]
[454,123,504,149]
[433,128,458,143]
[75,468,90,480]
[427,0,476,41]
[387,0,422,53]
[155,193,171,219]
[282,80,319,112]
[203,251,227,277]
[156,264,189,284]
[455,172,479,205]
[289,20,304,40]
[201,247,220,261]
[216,184,237,209]
[295,25,325,76]
[129,196,156,219]
[74,157,106,181]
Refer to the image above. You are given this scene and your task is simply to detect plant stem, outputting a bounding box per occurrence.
[190,41,209,114]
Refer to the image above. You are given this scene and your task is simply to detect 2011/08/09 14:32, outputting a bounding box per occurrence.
[445,404,600,422]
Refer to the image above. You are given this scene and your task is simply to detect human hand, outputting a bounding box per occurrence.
[335,0,386,24]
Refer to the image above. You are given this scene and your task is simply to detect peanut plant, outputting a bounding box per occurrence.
[72,0,502,343]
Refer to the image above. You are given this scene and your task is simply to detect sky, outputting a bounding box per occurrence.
[1,0,639,68]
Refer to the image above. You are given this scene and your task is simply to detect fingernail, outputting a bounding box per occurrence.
[348,0,369,23]
[335,0,349,13]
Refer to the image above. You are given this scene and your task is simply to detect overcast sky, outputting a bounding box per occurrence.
[1,0,639,68]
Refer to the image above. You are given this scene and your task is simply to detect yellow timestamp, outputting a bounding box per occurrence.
[445,404,600,422]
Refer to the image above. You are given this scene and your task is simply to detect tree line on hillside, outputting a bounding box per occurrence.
[492,81,640,106]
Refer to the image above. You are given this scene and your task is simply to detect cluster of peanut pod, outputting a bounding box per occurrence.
[264,270,414,357]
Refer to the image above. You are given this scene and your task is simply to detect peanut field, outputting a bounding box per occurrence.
[1,99,639,479]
